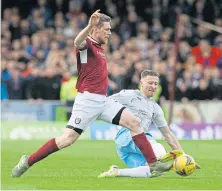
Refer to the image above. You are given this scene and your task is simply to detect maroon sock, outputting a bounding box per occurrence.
[132,133,157,164]
[28,138,59,166]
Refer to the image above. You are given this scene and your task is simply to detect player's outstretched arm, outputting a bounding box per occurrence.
[159,127,201,170]
[74,10,101,49]
[159,126,184,152]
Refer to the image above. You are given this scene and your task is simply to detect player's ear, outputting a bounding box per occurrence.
[91,27,97,34]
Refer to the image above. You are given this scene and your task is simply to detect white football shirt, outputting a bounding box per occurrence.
[110,89,167,132]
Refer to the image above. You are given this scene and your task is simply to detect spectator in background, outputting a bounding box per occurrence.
[38,68,61,100]
[1,0,222,102]
[23,66,41,100]
[63,19,79,38]
[3,8,12,24]
[1,60,11,100]
[119,6,139,41]
[178,41,191,63]
[192,64,204,87]
[192,40,221,68]
[208,68,222,100]
[191,25,213,46]
[109,32,121,53]
[175,70,193,101]
[190,0,215,23]
[108,61,126,95]
[20,19,32,37]
[60,71,78,103]
[191,78,215,100]
[60,71,78,119]
[50,0,69,15]
[4,67,24,99]
[37,0,52,25]
[26,34,41,57]
[9,13,21,40]
[150,61,169,102]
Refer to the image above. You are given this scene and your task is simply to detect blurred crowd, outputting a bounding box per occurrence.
[1,0,222,102]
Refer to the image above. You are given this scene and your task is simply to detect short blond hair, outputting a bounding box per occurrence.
[90,14,111,34]
[96,14,111,28]
[141,70,160,79]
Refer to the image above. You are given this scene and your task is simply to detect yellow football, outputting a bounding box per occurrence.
[173,154,196,176]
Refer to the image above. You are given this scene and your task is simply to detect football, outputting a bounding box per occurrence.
[173,154,196,176]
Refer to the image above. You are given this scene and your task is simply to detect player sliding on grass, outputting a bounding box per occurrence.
[99,70,199,178]
[12,10,171,178]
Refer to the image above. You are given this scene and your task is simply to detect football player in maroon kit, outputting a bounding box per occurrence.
[12,10,171,178]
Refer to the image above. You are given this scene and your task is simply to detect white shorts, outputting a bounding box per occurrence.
[67,91,124,130]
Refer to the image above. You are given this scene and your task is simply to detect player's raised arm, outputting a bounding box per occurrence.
[74,10,101,49]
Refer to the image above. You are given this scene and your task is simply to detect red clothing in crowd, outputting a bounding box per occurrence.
[192,46,221,68]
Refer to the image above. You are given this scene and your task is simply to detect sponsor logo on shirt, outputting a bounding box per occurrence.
[97,51,106,58]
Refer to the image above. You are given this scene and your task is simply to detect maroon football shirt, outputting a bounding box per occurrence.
[75,36,108,95]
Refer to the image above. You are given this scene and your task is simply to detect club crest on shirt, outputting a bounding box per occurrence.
[75,117,81,124]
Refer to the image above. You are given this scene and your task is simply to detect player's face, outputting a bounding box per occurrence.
[140,75,159,97]
[97,22,111,44]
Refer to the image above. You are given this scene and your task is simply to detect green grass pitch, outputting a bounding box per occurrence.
[1,140,222,190]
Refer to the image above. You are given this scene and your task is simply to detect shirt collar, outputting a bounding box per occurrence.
[88,36,101,46]
[135,90,153,100]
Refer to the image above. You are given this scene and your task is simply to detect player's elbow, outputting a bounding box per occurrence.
[74,39,79,48]
[74,37,82,47]
[74,39,86,49]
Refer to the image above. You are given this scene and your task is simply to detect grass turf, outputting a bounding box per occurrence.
[1,140,222,190]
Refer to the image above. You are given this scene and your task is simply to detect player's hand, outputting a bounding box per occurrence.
[88,10,101,27]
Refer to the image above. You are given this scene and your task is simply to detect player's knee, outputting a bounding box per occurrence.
[64,136,75,146]
[65,139,75,147]
[128,118,141,133]
[119,109,141,133]
[131,118,140,128]
[56,131,79,149]
[56,135,74,148]
[63,135,76,147]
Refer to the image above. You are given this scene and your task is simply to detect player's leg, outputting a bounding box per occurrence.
[115,133,183,178]
[115,131,161,177]
[99,135,150,178]
[99,146,183,178]
[117,165,152,178]
[100,99,156,162]
[11,127,80,178]
[115,128,147,168]
[118,110,173,175]
[99,131,183,178]
[98,165,152,178]
[12,92,101,178]
[117,135,182,169]
[100,98,171,175]
[99,134,166,178]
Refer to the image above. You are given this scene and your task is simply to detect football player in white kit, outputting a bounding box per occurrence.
[99,70,184,178]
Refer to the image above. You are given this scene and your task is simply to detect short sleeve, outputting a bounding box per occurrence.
[109,90,129,105]
[153,103,167,128]
[76,39,88,51]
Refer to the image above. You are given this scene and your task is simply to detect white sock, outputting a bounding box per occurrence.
[118,166,151,178]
